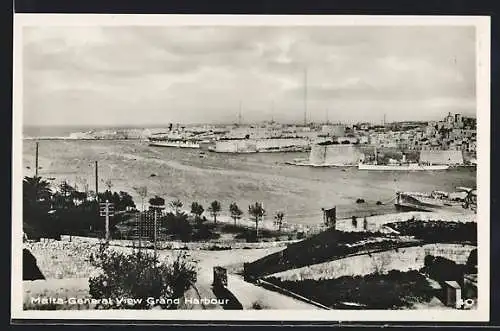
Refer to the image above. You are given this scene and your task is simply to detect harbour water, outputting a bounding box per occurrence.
[22,139,477,226]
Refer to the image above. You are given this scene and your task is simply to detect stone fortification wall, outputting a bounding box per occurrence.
[214,138,309,153]
[308,144,364,165]
[270,243,476,281]
[255,138,309,150]
[214,140,257,153]
[420,150,464,165]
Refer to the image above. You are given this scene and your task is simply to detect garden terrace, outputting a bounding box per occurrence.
[265,270,436,310]
[244,228,421,279]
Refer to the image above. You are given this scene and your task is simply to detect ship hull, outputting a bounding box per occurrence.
[149,142,200,149]
[358,163,449,171]
[395,192,470,213]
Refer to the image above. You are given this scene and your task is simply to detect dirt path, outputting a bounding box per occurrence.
[226,274,321,310]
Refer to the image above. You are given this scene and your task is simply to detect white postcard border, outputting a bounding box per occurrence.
[11,14,491,322]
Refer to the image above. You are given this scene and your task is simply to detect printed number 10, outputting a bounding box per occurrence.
[457,298,476,309]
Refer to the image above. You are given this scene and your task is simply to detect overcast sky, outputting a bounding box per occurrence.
[23,25,476,127]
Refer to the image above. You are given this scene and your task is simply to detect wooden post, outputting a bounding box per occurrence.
[105,200,110,241]
[35,142,39,177]
[95,161,99,202]
[154,209,158,259]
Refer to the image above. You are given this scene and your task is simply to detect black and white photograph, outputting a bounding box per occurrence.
[11,14,490,321]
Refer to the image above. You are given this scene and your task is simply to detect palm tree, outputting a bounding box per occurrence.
[134,186,148,211]
[149,196,165,211]
[105,179,113,191]
[248,202,266,238]
[169,199,183,214]
[229,202,243,226]
[207,200,221,224]
[190,202,204,222]
[274,211,285,232]
[23,176,52,206]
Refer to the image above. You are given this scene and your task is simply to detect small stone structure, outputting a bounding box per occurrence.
[213,266,228,289]
[443,280,462,308]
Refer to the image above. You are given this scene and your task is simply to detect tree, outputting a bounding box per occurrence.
[89,246,197,309]
[105,179,113,191]
[229,202,243,226]
[190,202,204,222]
[169,199,183,214]
[207,200,221,224]
[57,181,76,209]
[118,191,136,210]
[149,196,166,211]
[23,176,52,206]
[248,202,266,238]
[134,186,148,211]
[274,211,285,232]
[164,212,193,242]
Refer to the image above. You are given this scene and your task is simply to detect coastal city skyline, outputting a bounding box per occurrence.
[23,25,476,127]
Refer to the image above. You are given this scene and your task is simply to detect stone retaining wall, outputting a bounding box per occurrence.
[269,243,476,282]
[60,235,298,250]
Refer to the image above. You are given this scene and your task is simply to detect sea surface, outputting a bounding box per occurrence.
[21,139,477,226]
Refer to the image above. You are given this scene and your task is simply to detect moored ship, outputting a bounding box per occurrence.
[358,147,449,171]
[395,188,476,213]
[358,162,449,171]
[148,138,201,149]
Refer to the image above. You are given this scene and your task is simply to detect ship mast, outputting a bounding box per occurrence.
[303,68,308,126]
[238,100,242,125]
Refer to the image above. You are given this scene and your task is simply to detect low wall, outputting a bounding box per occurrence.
[269,243,476,282]
[60,235,299,250]
[24,239,102,279]
[335,211,476,232]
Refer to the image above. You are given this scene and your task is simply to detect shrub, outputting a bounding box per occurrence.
[421,255,466,286]
[266,270,433,309]
[466,249,477,273]
[88,244,197,309]
[386,220,476,243]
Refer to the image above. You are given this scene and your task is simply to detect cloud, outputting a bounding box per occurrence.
[22,25,476,126]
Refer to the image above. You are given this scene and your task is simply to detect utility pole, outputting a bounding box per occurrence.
[95,161,99,203]
[99,200,114,242]
[271,100,275,123]
[325,109,329,125]
[35,142,39,177]
[303,69,307,126]
[154,209,158,259]
[238,100,242,125]
[105,200,110,241]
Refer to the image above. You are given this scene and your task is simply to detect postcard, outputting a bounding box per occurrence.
[12,14,490,322]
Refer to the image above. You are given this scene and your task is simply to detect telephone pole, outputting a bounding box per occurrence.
[95,161,99,202]
[35,142,39,177]
[154,209,158,259]
[105,200,110,241]
[271,100,275,123]
[238,100,242,125]
[303,68,308,126]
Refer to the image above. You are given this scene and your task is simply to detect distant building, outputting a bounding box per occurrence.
[321,124,346,137]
